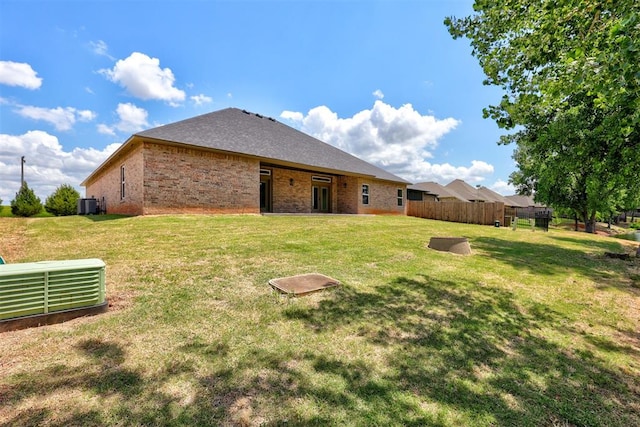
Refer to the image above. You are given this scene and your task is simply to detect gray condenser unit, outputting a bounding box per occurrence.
[77,198,98,215]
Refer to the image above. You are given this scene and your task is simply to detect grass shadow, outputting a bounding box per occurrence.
[280,275,640,426]
[2,276,638,425]
[471,236,638,293]
[81,214,131,222]
[550,235,634,251]
[1,339,143,427]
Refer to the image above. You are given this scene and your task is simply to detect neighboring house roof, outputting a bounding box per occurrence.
[132,108,408,184]
[444,179,486,202]
[408,181,468,201]
[476,186,510,204]
[504,194,546,208]
[410,180,513,204]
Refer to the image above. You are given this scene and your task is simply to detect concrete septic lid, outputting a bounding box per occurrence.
[428,237,472,255]
[269,273,340,296]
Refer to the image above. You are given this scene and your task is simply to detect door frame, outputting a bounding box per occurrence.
[311,183,331,213]
[260,169,272,213]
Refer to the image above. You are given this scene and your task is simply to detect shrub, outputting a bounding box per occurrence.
[45,184,80,216]
[11,182,43,217]
[630,222,640,230]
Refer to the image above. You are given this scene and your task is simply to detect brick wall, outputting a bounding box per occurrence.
[142,143,260,214]
[357,178,406,215]
[268,172,405,215]
[271,169,309,213]
[269,168,339,213]
[337,176,359,214]
[84,139,406,216]
[85,141,145,215]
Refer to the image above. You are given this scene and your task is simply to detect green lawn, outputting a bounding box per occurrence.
[0,205,53,218]
[1,214,639,426]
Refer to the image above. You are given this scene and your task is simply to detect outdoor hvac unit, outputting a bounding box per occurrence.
[77,198,98,215]
[0,258,106,321]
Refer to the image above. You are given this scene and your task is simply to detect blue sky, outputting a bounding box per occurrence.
[0,0,515,203]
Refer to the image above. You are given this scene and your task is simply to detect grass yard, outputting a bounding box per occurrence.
[1,214,639,426]
[0,205,53,218]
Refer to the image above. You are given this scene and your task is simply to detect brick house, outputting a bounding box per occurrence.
[81,108,409,216]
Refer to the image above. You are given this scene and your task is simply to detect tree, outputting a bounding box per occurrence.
[11,182,43,217]
[45,184,80,216]
[445,1,640,232]
[620,179,640,223]
[507,92,632,232]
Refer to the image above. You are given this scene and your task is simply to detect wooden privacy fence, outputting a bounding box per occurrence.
[407,200,505,226]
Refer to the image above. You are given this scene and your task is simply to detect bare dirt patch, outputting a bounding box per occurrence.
[0,219,28,262]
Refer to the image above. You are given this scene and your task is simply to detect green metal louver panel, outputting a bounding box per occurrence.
[0,259,105,321]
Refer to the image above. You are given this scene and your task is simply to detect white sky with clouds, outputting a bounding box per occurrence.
[0,1,516,203]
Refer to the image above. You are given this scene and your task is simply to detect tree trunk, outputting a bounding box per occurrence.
[585,210,597,233]
[580,209,597,233]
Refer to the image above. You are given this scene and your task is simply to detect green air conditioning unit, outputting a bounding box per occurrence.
[0,259,106,321]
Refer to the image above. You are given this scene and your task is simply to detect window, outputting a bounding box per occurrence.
[397,188,404,206]
[120,165,125,200]
[312,176,332,183]
[362,184,369,205]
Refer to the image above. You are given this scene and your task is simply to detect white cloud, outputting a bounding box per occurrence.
[282,100,476,183]
[410,160,494,184]
[77,110,97,121]
[97,124,116,136]
[489,179,515,195]
[99,52,185,103]
[372,89,384,99]
[191,94,212,105]
[0,130,120,202]
[114,103,148,132]
[98,102,149,135]
[0,61,42,89]
[280,110,304,122]
[89,40,114,60]
[15,105,97,131]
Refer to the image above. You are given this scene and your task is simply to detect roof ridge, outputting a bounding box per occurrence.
[132,107,408,184]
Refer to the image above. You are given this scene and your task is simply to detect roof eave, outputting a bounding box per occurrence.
[80,135,136,187]
[90,136,408,185]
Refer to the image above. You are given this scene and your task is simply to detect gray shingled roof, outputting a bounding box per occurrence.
[445,179,485,202]
[408,181,469,201]
[504,194,545,208]
[135,108,408,183]
[476,186,510,204]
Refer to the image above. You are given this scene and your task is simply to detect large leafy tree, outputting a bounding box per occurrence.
[445,1,640,232]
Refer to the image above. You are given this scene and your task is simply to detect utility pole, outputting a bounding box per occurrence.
[21,156,25,188]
